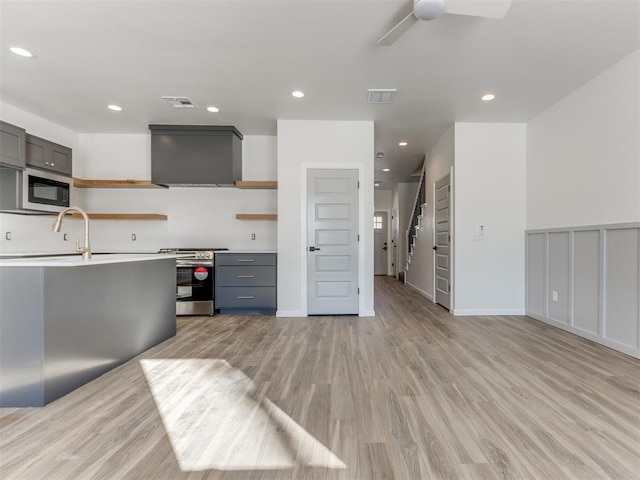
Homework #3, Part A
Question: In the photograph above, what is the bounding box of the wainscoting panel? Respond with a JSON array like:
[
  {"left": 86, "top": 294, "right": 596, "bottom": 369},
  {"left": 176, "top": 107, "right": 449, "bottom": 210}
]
[
  {"left": 604, "top": 228, "right": 639, "bottom": 349},
  {"left": 526, "top": 223, "right": 640, "bottom": 359},
  {"left": 573, "top": 230, "right": 600, "bottom": 335},
  {"left": 526, "top": 233, "right": 546, "bottom": 317},
  {"left": 548, "top": 232, "right": 570, "bottom": 325}
]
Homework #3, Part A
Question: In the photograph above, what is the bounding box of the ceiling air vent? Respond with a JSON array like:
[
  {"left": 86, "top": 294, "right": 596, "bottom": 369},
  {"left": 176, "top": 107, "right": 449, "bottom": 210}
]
[
  {"left": 161, "top": 96, "right": 198, "bottom": 109},
  {"left": 367, "top": 89, "right": 397, "bottom": 104}
]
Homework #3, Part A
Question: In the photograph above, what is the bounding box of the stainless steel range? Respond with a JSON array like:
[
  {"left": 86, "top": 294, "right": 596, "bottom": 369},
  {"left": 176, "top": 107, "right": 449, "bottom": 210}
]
[{"left": 159, "top": 248, "right": 228, "bottom": 316}]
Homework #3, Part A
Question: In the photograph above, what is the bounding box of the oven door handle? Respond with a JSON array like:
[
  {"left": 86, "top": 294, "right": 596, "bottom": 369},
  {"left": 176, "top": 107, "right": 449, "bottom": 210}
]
[{"left": 176, "top": 260, "right": 214, "bottom": 267}]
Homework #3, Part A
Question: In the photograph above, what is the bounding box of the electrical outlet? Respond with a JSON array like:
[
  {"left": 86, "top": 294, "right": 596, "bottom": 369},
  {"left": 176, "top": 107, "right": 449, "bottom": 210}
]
[
  {"left": 251, "top": 233, "right": 256, "bottom": 240},
  {"left": 552, "top": 291, "right": 558, "bottom": 302},
  {"left": 131, "top": 233, "right": 137, "bottom": 241},
  {"left": 5, "top": 232, "right": 11, "bottom": 241}
]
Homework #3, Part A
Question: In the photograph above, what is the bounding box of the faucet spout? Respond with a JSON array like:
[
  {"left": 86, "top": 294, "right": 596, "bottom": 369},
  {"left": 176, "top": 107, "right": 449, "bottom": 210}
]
[{"left": 53, "top": 206, "right": 92, "bottom": 260}]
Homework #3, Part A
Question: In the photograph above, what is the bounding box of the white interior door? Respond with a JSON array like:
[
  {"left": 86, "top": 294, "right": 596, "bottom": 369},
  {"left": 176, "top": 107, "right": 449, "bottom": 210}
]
[
  {"left": 307, "top": 169, "right": 359, "bottom": 315},
  {"left": 434, "top": 174, "right": 451, "bottom": 309},
  {"left": 374, "top": 211, "right": 388, "bottom": 275}
]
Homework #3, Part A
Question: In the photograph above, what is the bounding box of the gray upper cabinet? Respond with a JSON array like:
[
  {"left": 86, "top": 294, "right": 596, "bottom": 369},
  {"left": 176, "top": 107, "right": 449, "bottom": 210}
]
[
  {"left": 0, "top": 121, "right": 26, "bottom": 169},
  {"left": 26, "top": 134, "right": 72, "bottom": 176},
  {"left": 149, "top": 125, "right": 242, "bottom": 186}
]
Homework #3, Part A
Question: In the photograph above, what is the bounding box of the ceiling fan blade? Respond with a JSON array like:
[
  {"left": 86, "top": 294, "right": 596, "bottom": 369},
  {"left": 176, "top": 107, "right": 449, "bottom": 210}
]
[
  {"left": 444, "top": 0, "right": 512, "bottom": 19},
  {"left": 377, "top": 11, "right": 418, "bottom": 46}
]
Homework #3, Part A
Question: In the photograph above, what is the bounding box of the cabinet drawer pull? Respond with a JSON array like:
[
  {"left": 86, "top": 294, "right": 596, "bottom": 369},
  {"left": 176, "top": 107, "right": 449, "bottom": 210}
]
[
  {"left": 237, "top": 275, "right": 255, "bottom": 278},
  {"left": 237, "top": 296, "right": 255, "bottom": 299},
  {"left": 237, "top": 259, "right": 255, "bottom": 262}
]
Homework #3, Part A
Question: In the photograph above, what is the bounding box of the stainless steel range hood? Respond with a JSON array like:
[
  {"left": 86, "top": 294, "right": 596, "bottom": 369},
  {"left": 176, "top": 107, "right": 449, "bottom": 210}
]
[{"left": 149, "top": 125, "right": 243, "bottom": 187}]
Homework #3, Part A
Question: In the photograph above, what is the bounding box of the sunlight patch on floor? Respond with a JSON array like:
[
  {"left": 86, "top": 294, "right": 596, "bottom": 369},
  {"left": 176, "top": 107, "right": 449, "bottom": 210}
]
[{"left": 140, "top": 358, "right": 346, "bottom": 472}]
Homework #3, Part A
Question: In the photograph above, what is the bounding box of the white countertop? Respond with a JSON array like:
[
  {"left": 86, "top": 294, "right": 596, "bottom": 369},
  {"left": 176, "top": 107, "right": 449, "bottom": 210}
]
[{"left": 0, "top": 253, "right": 189, "bottom": 267}]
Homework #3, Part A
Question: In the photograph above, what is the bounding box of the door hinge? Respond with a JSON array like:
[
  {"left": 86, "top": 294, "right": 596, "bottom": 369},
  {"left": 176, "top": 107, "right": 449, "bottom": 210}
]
[
  {"left": 448, "top": 285, "right": 451, "bottom": 292},
  {"left": 448, "top": 235, "right": 451, "bottom": 242},
  {"left": 357, "top": 181, "right": 360, "bottom": 189},
  {"left": 448, "top": 185, "right": 451, "bottom": 192},
  {"left": 357, "top": 234, "right": 360, "bottom": 241},
  {"left": 358, "top": 288, "right": 360, "bottom": 294}
]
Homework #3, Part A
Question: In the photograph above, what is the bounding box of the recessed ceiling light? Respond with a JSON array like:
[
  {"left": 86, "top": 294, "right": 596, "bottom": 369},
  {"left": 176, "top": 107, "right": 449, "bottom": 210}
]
[
  {"left": 9, "top": 46, "right": 34, "bottom": 58},
  {"left": 291, "top": 90, "right": 304, "bottom": 98},
  {"left": 382, "top": 168, "right": 390, "bottom": 172},
  {"left": 376, "top": 152, "right": 384, "bottom": 159},
  {"left": 482, "top": 93, "right": 496, "bottom": 101},
  {"left": 398, "top": 142, "right": 408, "bottom": 146},
  {"left": 107, "top": 104, "right": 122, "bottom": 111},
  {"left": 374, "top": 183, "right": 380, "bottom": 187},
  {"left": 206, "top": 106, "right": 220, "bottom": 113}
]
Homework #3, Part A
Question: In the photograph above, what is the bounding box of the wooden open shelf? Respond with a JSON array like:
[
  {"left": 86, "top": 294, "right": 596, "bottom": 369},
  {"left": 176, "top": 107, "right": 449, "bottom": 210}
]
[
  {"left": 234, "top": 181, "right": 278, "bottom": 190},
  {"left": 73, "top": 178, "right": 166, "bottom": 189},
  {"left": 69, "top": 213, "right": 168, "bottom": 221},
  {"left": 235, "top": 213, "right": 277, "bottom": 221}
]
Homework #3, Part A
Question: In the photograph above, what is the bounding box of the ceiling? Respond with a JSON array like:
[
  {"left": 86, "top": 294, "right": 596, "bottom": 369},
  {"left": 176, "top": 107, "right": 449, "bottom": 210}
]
[{"left": 1, "top": 0, "right": 639, "bottom": 187}]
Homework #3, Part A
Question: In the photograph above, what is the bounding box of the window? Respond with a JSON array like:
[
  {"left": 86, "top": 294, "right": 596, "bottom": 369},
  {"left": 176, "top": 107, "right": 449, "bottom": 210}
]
[{"left": 373, "top": 216, "right": 382, "bottom": 230}]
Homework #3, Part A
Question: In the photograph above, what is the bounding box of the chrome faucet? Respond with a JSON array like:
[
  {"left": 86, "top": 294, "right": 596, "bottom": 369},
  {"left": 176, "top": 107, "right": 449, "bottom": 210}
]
[{"left": 53, "top": 206, "right": 92, "bottom": 260}]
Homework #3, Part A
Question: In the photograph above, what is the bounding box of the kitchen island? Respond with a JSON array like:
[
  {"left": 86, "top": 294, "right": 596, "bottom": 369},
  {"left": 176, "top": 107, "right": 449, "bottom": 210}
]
[{"left": 0, "top": 254, "right": 179, "bottom": 407}]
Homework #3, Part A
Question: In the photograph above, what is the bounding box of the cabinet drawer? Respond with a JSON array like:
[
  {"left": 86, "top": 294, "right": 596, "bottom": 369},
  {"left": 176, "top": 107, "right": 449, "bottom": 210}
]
[
  {"left": 216, "top": 287, "right": 276, "bottom": 309},
  {"left": 216, "top": 253, "right": 276, "bottom": 266},
  {"left": 216, "top": 266, "right": 275, "bottom": 287}
]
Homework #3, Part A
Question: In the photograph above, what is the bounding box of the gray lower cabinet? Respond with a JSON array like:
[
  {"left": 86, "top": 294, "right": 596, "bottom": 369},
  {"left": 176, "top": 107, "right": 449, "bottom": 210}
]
[
  {"left": 26, "top": 133, "right": 73, "bottom": 176},
  {"left": 0, "top": 121, "right": 26, "bottom": 169},
  {"left": 216, "top": 253, "right": 277, "bottom": 314}
]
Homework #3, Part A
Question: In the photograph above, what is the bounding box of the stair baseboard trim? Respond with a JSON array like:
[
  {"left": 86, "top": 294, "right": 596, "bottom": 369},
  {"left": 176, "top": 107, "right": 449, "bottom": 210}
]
[
  {"left": 405, "top": 281, "right": 434, "bottom": 302},
  {"left": 359, "top": 310, "right": 376, "bottom": 317},
  {"left": 452, "top": 309, "right": 526, "bottom": 316}
]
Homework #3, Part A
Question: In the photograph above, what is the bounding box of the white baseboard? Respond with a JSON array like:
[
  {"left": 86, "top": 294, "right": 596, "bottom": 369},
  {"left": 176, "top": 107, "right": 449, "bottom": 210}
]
[
  {"left": 275, "top": 310, "right": 306, "bottom": 318},
  {"left": 359, "top": 310, "right": 375, "bottom": 317},
  {"left": 405, "top": 281, "right": 434, "bottom": 302},
  {"left": 453, "top": 309, "right": 526, "bottom": 316}
]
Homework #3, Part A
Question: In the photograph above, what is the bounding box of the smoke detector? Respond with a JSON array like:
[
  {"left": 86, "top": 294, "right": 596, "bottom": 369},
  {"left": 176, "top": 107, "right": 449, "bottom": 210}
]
[{"left": 161, "top": 96, "right": 198, "bottom": 109}]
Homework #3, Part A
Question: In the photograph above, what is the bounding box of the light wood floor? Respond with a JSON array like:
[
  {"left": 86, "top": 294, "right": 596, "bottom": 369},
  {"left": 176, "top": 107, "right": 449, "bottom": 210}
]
[{"left": 1, "top": 277, "right": 639, "bottom": 480}]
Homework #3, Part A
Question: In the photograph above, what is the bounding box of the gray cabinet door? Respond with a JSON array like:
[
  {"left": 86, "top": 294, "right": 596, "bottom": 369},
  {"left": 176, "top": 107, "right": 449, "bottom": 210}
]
[
  {"left": 0, "top": 121, "right": 26, "bottom": 169},
  {"left": 216, "top": 287, "right": 276, "bottom": 309},
  {"left": 26, "top": 134, "right": 72, "bottom": 176},
  {"left": 216, "top": 253, "right": 277, "bottom": 266},
  {"left": 216, "top": 266, "right": 276, "bottom": 287}
]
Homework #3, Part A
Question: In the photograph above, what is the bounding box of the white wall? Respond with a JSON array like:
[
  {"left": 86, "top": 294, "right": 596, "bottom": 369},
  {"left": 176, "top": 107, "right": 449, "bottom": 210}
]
[
  {"left": 454, "top": 122, "right": 527, "bottom": 315},
  {"left": 374, "top": 189, "right": 392, "bottom": 210},
  {"left": 0, "top": 102, "right": 278, "bottom": 253},
  {"left": 276, "top": 119, "right": 375, "bottom": 317},
  {"left": 405, "top": 125, "right": 454, "bottom": 300},
  {"left": 0, "top": 102, "right": 84, "bottom": 253},
  {"left": 79, "top": 134, "right": 278, "bottom": 252},
  {"left": 527, "top": 49, "right": 640, "bottom": 230}
]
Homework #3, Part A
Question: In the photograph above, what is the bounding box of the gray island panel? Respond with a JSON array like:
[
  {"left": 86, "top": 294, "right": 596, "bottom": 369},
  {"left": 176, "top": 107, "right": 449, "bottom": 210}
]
[{"left": 0, "top": 257, "right": 176, "bottom": 407}]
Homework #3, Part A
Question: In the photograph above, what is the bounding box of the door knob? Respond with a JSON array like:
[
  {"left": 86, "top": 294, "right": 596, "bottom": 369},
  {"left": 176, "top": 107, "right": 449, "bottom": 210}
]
[
  {"left": 309, "top": 246, "right": 321, "bottom": 252},
  {"left": 433, "top": 246, "right": 438, "bottom": 250}
]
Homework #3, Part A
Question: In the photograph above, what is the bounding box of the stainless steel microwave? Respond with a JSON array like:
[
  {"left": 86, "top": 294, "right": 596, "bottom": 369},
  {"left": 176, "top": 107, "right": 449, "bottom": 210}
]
[
  {"left": 23, "top": 168, "right": 71, "bottom": 212},
  {"left": 0, "top": 166, "right": 71, "bottom": 213}
]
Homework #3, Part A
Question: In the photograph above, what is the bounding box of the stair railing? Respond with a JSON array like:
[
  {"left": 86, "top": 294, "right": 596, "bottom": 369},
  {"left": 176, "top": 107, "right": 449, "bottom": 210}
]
[{"left": 405, "top": 161, "right": 427, "bottom": 273}]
